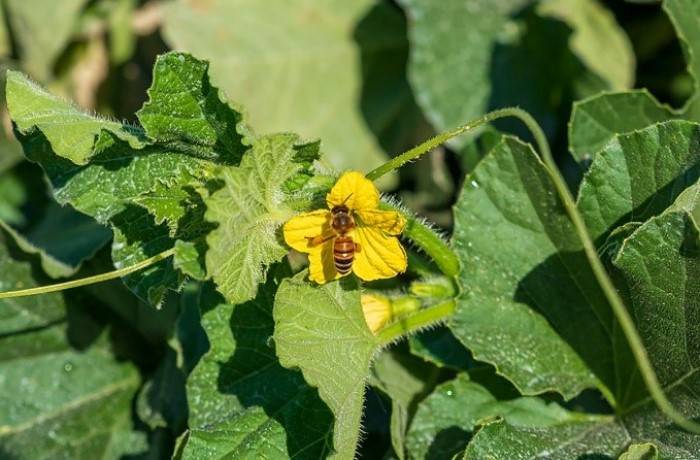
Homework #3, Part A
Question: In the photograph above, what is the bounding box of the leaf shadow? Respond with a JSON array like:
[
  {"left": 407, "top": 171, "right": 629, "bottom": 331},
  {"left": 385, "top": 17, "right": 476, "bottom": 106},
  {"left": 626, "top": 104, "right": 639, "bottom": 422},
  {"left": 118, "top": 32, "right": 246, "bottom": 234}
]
[
  {"left": 425, "top": 425, "right": 471, "bottom": 460},
  {"left": 204, "top": 270, "right": 335, "bottom": 459}
]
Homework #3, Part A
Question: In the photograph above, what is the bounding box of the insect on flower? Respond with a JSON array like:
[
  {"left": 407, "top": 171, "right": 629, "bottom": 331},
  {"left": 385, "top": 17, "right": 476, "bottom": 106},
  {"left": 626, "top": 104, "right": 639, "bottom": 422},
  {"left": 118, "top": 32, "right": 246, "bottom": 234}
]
[{"left": 283, "top": 171, "right": 407, "bottom": 284}]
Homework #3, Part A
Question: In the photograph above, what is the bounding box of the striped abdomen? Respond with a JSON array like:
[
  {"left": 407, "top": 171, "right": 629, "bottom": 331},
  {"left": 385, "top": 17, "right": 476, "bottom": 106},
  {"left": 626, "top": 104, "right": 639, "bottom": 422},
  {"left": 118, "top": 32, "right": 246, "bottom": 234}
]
[{"left": 333, "top": 235, "right": 355, "bottom": 274}]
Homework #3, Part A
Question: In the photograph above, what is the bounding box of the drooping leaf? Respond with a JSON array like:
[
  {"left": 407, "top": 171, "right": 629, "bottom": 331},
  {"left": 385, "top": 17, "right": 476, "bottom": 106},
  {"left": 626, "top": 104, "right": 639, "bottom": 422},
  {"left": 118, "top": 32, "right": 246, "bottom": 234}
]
[
  {"left": 182, "top": 268, "right": 333, "bottom": 459},
  {"left": 204, "top": 134, "right": 320, "bottom": 305},
  {"left": 406, "top": 373, "right": 577, "bottom": 460},
  {"left": 162, "top": 0, "right": 421, "bottom": 186},
  {"left": 450, "top": 135, "right": 605, "bottom": 400},
  {"left": 0, "top": 234, "right": 146, "bottom": 459},
  {"left": 399, "top": 0, "right": 632, "bottom": 145},
  {"left": 274, "top": 271, "right": 381, "bottom": 460}
]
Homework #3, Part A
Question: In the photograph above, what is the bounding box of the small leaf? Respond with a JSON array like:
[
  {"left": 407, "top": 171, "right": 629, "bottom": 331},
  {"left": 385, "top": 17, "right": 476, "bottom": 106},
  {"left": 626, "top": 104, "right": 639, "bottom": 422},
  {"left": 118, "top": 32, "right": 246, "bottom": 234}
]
[
  {"left": 274, "top": 271, "right": 381, "bottom": 460},
  {"left": 619, "top": 443, "right": 659, "bottom": 460},
  {"left": 205, "top": 133, "right": 319, "bottom": 305}
]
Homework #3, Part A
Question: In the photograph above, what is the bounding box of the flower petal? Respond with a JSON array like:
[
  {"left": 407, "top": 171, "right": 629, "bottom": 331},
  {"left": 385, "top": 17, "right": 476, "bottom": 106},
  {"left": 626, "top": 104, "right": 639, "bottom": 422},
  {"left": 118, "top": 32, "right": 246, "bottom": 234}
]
[
  {"left": 352, "top": 225, "right": 407, "bottom": 281},
  {"left": 361, "top": 293, "right": 392, "bottom": 334},
  {"left": 326, "top": 171, "right": 379, "bottom": 211},
  {"left": 356, "top": 209, "right": 406, "bottom": 235},
  {"left": 283, "top": 210, "right": 331, "bottom": 253},
  {"left": 308, "top": 244, "right": 343, "bottom": 284}
]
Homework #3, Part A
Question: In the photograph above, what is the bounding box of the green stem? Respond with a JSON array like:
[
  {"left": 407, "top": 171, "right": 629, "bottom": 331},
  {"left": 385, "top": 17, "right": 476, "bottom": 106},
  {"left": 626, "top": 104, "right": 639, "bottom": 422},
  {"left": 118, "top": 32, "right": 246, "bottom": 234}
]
[
  {"left": 370, "top": 106, "right": 700, "bottom": 432},
  {"left": 0, "top": 248, "right": 176, "bottom": 299},
  {"left": 366, "top": 108, "right": 550, "bottom": 182},
  {"left": 377, "top": 299, "right": 456, "bottom": 345}
]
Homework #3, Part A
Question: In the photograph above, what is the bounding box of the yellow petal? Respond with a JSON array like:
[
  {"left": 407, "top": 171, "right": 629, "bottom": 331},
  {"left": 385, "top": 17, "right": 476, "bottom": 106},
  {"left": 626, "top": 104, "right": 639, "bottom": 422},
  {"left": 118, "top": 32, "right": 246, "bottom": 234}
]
[
  {"left": 283, "top": 210, "right": 331, "bottom": 254},
  {"left": 326, "top": 171, "right": 379, "bottom": 211},
  {"left": 361, "top": 293, "right": 392, "bottom": 334},
  {"left": 356, "top": 209, "right": 406, "bottom": 235},
  {"left": 308, "top": 244, "right": 343, "bottom": 284},
  {"left": 352, "top": 225, "right": 407, "bottom": 281}
]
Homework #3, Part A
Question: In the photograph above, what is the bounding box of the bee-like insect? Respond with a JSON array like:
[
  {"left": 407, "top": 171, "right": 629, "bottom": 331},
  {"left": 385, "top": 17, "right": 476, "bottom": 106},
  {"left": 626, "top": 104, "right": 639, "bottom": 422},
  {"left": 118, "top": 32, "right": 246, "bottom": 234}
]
[{"left": 307, "top": 197, "right": 361, "bottom": 274}]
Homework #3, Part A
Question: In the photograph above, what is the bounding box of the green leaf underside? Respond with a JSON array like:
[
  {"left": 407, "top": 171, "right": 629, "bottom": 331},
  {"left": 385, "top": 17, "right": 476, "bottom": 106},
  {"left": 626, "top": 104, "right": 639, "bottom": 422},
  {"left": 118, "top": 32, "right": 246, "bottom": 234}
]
[
  {"left": 7, "top": 52, "right": 250, "bottom": 305},
  {"left": 0, "top": 236, "right": 145, "bottom": 458},
  {"left": 567, "top": 0, "right": 700, "bottom": 163},
  {"left": 458, "top": 176, "right": 700, "bottom": 458},
  {"left": 399, "top": 0, "right": 632, "bottom": 146},
  {"left": 450, "top": 135, "right": 605, "bottom": 400},
  {"left": 274, "top": 272, "right": 380, "bottom": 460},
  {"left": 204, "top": 133, "right": 319, "bottom": 305},
  {"left": 406, "top": 373, "right": 579, "bottom": 460},
  {"left": 163, "top": 0, "right": 422, "bottom": 187},
  {"left": 183, "top": 267, "right": 333, "bottom": 459}
]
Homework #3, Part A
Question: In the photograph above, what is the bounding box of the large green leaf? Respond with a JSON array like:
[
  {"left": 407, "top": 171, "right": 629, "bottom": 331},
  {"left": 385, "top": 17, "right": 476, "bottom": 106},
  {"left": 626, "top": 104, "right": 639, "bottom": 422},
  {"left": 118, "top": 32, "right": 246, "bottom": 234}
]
[
  {"left": 7, "top": 52, "right": 249, "bottom": 305},
  {"left": 399, "top": 0, "right": 632, "bottom": 144},
  {"left": 204, "top": 134, "right": 320, "bottom": 305},
  {"left": 182, "top": 268, "right": 333, "bottom": 459},
  {"left": 461, "top": 181, "right": 700, "bottom": 458},
  {"left": 406, "top": 373, "right": 578, "bottom": 460},
  {"left": 0, "top": 234, "right": 146, "bottom": 459},
  {"left": 274, "top": 272, "right": 381, "bottom": 460},
  {"left": 162, "top": 0, "right": 421, "bottom": 186},
  {"left": 450, "top": 135, "right": 606, "bottom": 399}
]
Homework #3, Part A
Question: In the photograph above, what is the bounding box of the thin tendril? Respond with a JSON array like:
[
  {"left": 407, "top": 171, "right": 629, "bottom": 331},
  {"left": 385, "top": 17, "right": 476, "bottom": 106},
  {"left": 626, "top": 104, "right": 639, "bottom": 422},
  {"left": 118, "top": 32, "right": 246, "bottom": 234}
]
[
  {"left": 0, "top": 248, "right": 176, "bottom": 299},
  {"left": 367, "top": 107, "right": 700, "bottom": 432}
]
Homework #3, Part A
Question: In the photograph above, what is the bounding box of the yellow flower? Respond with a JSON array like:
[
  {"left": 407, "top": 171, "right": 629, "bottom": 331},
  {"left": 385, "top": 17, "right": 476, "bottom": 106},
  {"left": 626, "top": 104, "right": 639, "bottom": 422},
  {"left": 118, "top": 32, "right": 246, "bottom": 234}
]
[
  {"left": 361, "top": 293, "right": 393, "bottom": 334},
  {"left": 283, "top": 171, "right": 407, "bottom": 284}
]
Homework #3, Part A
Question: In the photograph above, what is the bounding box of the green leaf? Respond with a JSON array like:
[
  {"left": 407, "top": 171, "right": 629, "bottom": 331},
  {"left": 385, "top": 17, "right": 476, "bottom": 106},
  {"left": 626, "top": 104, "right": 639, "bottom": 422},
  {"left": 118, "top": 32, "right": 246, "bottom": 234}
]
[
  {"left": 406, "top": 373, "right": 577, "bottom": 460},
  {"left": 569, "top": 90, "right": 676, "bottom": 163},
  {"left": 0, "top": 234, "right": 146, "bottom": 459},
  {"left": 204, "top": 133, "right": 319, "bottom": 305},
  {"left": 274, "top": 272, "right": 381, "bottom": 460},
  {"left": 462, "top": 183, "right": 700, "bottom": 458},
  {"left": 399, "top": 0, "right": 632, "bottom": 145},
  {"left": 0, "top": 203, "right": 111, "bottom": 278},
  {"left": 183, "top": 269, "right": 333, "bottom": 459},
  {"left": 162, "top": 0, "right": 420, "bottom": 186},
  {"left": 409, "top": 326, "right": 472, "bottom": 371},
  {"left": 462, "top": 416, "right": 627, "bottom": 459},
  {"left": 577, "top": 120, "right": 700, "bottom": 243},
  {"left": 6, "top": 70, "right": 145, "bottom": 164},
  {"left": 450, "top": 135, "right": 605, "bottom": 400},
  {"left": 7, "top": 52, "right": 250, "bottom": 305},
  {"left": 568, "top": 0, "right": 700, "bottom": 163},
  {"left": 136, "top": 51, "right": 250, "bottom": 164},
  {"left": 4, "top": 0, "right": 89, "bottom": 81}
]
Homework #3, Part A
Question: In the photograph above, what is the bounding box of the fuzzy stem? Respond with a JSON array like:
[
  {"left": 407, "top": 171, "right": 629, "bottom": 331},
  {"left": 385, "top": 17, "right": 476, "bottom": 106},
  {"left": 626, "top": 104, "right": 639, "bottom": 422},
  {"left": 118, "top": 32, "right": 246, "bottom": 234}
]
[
  {"left": 370, "top": 106, "right": 700, "bottom": 432},
  {"left": 0, "top": 248, "right": 176, "bottom": 299},
  {"left": 377, "top": 299, "right": 456, "bottom": 345}
]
